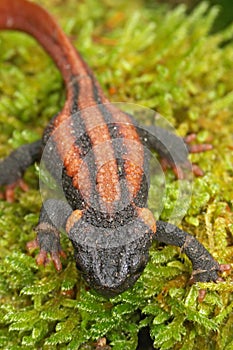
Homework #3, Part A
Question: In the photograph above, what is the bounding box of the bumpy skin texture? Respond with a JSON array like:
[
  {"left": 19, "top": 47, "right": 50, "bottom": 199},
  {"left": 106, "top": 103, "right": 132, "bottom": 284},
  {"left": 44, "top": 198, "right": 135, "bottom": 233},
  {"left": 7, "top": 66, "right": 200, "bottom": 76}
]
[
  {"left": 0, "top": 141, "right": 42, "bottom": 186},
  {"left": 156, "top": 221, "right": 221, "bottom": 283},
  {"left": 0, "top": 0, "right": 229, "bottom": 298},
  {"left": 70, "top": 219, "right": 153, "bottom": 297}
]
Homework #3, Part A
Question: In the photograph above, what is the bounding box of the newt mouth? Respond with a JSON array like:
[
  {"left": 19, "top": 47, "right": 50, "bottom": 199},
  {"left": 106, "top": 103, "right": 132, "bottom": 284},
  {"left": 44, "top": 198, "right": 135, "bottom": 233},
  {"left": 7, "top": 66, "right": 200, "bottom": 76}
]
[{"left": 90, "top": 271, "right": 142, "bottom": 298}]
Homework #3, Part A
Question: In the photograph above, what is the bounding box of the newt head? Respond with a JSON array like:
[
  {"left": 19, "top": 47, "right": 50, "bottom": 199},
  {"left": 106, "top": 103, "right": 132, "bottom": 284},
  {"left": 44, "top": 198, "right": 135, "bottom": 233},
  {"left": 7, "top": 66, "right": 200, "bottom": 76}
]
[{"left": 66, "top": 208, "right": 155, "bottom": 297}]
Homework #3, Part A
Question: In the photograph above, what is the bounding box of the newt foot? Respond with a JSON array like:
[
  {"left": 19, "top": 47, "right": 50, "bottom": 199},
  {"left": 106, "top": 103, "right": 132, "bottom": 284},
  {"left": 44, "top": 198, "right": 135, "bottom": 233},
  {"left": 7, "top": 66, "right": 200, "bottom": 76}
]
[
  {"left": 0, "top": 179, "right": 29, "bottom": 202},
  {"left": 27, "top": 238, "right": 66, "bottom": 271}
]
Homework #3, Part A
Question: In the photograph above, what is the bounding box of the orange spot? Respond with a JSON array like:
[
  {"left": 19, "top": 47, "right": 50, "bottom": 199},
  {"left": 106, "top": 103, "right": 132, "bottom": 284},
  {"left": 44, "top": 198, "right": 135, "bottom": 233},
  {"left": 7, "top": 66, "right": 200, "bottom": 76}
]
[
  {"left": 136, "top": 207, "right": 156, "bottom": 233},
  {"left": 66, "top": 209, "right": 83, "bottom": 233}
]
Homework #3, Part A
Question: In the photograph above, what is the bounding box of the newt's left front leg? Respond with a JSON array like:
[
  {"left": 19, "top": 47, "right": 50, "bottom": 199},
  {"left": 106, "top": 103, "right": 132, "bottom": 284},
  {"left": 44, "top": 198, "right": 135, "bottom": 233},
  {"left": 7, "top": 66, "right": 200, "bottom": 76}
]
[{"left": 154, "top": 220, "right": 230, "bottom": 300}]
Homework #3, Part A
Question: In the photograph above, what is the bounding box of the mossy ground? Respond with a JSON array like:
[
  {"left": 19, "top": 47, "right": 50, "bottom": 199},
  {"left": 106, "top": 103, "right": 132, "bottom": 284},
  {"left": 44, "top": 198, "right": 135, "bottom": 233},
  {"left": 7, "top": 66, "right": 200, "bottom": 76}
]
[{"left": 0, "top": 0, "right": 233, "bottom": 349}]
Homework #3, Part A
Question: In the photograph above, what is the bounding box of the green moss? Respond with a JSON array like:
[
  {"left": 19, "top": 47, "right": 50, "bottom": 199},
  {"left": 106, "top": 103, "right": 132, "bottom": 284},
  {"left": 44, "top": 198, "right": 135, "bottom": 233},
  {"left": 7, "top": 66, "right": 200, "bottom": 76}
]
[{"left": 0, "top": 0, "right": 233, "bottom": 349}]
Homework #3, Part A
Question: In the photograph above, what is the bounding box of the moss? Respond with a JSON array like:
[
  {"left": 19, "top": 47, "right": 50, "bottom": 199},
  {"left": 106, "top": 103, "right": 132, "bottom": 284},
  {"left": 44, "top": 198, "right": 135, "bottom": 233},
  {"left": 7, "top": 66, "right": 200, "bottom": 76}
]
[{"left": 0, "top": 0, "right": 233, "bottom": 349}]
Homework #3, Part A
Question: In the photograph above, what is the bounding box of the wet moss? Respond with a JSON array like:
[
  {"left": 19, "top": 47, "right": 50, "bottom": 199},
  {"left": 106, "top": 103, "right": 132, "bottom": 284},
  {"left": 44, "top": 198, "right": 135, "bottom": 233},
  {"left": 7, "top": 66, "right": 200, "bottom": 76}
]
[{"left": 0, "top": 1, "right": 233, "bottom": 349}]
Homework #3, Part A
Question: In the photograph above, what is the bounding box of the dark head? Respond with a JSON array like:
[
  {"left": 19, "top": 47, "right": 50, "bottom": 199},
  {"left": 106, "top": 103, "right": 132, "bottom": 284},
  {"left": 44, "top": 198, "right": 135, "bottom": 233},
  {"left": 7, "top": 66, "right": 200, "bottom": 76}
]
[{"left": 66, "top": 208, "right": 155, "bottom": 297}]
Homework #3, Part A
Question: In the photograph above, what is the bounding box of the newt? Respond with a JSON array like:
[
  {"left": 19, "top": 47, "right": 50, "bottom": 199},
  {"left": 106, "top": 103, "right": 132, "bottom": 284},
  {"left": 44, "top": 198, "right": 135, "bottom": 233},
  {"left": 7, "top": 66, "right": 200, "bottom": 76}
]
[{"left": 0, "top": 0, "right": 230, "bottom": 299}]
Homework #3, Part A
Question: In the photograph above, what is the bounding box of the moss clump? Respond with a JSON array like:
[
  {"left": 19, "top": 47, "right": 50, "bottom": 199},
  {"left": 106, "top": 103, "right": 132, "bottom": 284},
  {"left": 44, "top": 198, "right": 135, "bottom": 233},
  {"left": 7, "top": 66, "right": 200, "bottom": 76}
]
[{"left": 0, "top": 0, "right": 233, "bottom": 349}]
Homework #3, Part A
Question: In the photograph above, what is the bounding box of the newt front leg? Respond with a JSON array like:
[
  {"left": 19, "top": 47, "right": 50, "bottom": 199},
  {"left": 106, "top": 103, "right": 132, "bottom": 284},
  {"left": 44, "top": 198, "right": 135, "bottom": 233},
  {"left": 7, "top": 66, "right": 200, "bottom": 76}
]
[
  {"left": 154, "top": 220, "right": 231, "bottom": 301},
  {"left": 27, "top": 199, "right": 72, "bottom": 270}
]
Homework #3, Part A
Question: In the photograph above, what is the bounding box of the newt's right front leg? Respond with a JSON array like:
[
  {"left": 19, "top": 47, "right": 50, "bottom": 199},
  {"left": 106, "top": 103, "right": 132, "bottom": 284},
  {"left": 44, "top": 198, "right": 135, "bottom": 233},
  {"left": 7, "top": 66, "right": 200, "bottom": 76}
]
[{"left": 27, "top": 199, "right": 72, "bottom": 271}]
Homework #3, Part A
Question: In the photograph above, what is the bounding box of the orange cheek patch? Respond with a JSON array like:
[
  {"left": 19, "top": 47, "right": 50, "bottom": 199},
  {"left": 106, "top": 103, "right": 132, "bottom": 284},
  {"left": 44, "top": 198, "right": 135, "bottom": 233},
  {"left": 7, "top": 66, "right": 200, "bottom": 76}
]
[
  {"left": 66, "top": 209, "right": 83, "bottom": 233},
  {"left": 136, "top": 207, "right": 156, "bottom": 233}
]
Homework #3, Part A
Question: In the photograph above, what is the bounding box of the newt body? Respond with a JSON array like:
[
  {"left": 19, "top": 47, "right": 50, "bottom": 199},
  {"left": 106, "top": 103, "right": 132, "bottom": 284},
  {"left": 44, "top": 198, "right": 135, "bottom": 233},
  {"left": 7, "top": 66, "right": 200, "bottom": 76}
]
[{"left": 0, "top": 0, "right": 229, "bottom": 297}]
